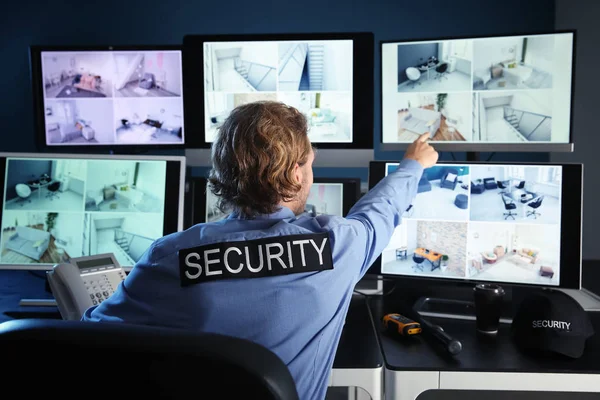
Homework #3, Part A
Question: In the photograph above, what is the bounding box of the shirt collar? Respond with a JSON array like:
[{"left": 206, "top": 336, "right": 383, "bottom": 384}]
[{"left": 227, "top": 206, "right": 296, "bottom": 221}]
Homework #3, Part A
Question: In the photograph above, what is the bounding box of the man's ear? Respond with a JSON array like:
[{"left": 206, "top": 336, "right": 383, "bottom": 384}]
[{"left": 294, "top": 163, "right": 302, "bottom": 183}]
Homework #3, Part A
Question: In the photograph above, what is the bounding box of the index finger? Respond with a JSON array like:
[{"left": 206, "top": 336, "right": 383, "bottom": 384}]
[{"left": 417, "top": 132, "right": 430, "bottom": 143}]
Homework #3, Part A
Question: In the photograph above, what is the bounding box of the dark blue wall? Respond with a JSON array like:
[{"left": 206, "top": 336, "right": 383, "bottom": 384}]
[
  {"left": 5, "top": 160, "right": 52, "bottom": 201},
  {"left": 397, "top": 43, "right": 439, "bottom": 85},
  {"left": 2, "top": 0, "right": 555, "bottom": 168}
]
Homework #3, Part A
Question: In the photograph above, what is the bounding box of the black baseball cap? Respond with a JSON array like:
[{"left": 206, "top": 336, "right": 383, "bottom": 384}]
[{"left": 511, "top": 288, "right": 595, "bottom": 359}]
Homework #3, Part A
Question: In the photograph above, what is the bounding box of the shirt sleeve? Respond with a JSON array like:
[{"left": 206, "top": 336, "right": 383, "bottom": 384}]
[
  {"left": 331, "top": 158, "right": 423, "bottom": 280},
  {"left": 80, "top": 242, "right": 165, "bottom": 324}
]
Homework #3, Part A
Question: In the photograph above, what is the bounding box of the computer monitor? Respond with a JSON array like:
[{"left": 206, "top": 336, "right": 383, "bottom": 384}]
[
  {"left": 184, "top": 176, "right": 361, "bottom": 228},
  {"left": 0, "top": 153, "right": 186, "bottom": 271},
  {"left": 30, "top": 45, "right": 186, "bottom": 150},
  {"left": 304, "top": 178, "right": 361, "bottom": 217},
  {"left": 380, "top": 30, "right": 576, "bottom": 152},
  {"left": 367, "top": 161, "right": 582, "bottom": 289},
  {"left": 182, "top": 32, "right": 374, "bottom": 149}
]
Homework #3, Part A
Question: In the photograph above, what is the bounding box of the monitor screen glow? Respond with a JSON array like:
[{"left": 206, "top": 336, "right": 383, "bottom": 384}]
[
  {"left": 205, "top": 181, "right": 347, "bottom": 222},
  {"left": 37, "top": 48, "right": 185, "bottom": 147},
  {"left": 380, "top": 162, "right": 563, "bottom": 287},
  {"left": 380, "top": 32, "right": 574, "bottom": 149},
  {"left": 0, "top": 154, "right": 185, "bottom": 270},
  {"left": 203, "top": 40, "right": 354, "bottom": 144}
]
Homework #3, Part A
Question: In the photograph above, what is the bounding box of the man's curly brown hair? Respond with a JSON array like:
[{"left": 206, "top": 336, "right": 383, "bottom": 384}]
[{"left": 208, "top": 101, "right": 312, "bottom": 218}]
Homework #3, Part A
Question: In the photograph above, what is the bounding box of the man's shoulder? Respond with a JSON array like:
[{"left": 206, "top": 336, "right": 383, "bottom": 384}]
[
  {"left": 148, "top": 225, "right": 208, "bottom": 262},
  {"left": 147, "top": 216, "right": 356, "bottom": 262}
]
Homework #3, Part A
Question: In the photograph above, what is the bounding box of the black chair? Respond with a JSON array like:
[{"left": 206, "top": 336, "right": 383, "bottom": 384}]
[
  {"left": 526, "top": 196, "right": 544, "bottom": 219},
  {"left": 413, "top": 254, "right": 425, "bottom": 272},
  {"left": 0, "top": 319, "right": 299, "bottom": 400},
  {"left": 501, "top": 194, "right": 518, "bottom": 220},
  {"left": 516, "top": 181, "right": 525, "bottom": 189},
  {"left": 46, "top": 181, "right": 61, "bottom": 200},
  {"left": 435, "top": 63, "right": 449, "bottom": 80},
  {"left": 497, "top": 180, "right": 508, "bottom": 194}
]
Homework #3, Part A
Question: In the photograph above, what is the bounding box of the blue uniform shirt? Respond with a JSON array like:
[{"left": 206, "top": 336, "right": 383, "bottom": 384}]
[{"left": 82, "top": 159, "right": 423, "bottom": 400}]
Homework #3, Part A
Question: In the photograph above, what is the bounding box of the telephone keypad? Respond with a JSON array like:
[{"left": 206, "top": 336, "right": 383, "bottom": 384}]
[{"left": 82, "top": 271, "right": 125, "bottom": 305}]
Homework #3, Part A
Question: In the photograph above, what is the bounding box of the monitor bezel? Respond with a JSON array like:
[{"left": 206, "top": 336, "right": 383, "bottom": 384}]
[
  {"left": 0, "top": 152, "right": 187, "bottom": 271},
  {"left": 182, "top": 32, "right": 375, "bottom": 149},
  {"left": 379, "top": 29, "right": 577, "bottom": 152},
  {"left": 29, "top": 44, "right": 186, "bottom": 152},
  {"left": 366, "top": 160, "right": 583, "bottom": 290},
  {"left": 184, "top": 175, "right": 208, "bottom": 228}
]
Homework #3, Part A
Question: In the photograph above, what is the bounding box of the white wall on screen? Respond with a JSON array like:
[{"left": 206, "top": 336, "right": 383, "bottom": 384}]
[
  {"left": 470, "top": 166, "right": 505, "bottom": 182},
  {"left": 121, "top": 213, "right": 163, "bottom": 240},
  {"left": 75, "top": 100, "right": 114, "bottom": 143},
  {"left": 239, "top": 43, "right": 278, "bottom": 68},
  {"left": 86, "top": 160, "right": 135, "bottom": 194},
  {"left": 525, "top": 35, "right": 555, "bottom": 74},
  {"left": 52, "top": 213, "right": 84, "bottom": 259},
  {"left": 473, "top": 37, "right": 523, "bottom": 74},
  {"left": 550, "top": 34, "right": 573, "bottom": 143},
  {"left": 135, "top": 161, "right": 166, "bottom": 201},
  {"left": 321, "top": 41, "right": 353, "bottom": 91},
  {"left": 445, "top": 92, "right": 472, "bottom": 140}
]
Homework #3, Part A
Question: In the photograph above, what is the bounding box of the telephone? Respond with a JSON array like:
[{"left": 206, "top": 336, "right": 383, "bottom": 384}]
[{"left": 47, "top": 253, "right": 126, "bottom": 321}]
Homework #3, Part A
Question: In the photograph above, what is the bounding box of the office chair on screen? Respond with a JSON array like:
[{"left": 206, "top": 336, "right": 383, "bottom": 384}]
[
  {"left": 501, "top": 194, "right": 518, "bottom": 220},
  {"left": 0, "top": 319, "right": 299, "bottom": 400}
]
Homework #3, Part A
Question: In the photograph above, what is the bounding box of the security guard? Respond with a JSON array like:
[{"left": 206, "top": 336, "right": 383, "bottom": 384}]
[{"left": 82, "top": 101, "right": 438, "bottom": 400}]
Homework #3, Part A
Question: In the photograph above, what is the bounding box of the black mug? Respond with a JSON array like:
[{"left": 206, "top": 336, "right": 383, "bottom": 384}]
[{"left": 473, "top": 283, "right": 505, "bottom": 334}]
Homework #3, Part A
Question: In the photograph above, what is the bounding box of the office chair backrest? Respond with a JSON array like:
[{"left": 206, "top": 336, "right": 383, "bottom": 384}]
[
  {"left": 0, "top": 319, "right": 299, "bottom": 400},
  {"left": 413, "top": 254, "right": 425, "bottom": 263},
  {"left": 533, "top": 195, "right": 544, "bottom": 206},
  {"left": 48, "top": 181, "right": 61, "bottom": 192}
]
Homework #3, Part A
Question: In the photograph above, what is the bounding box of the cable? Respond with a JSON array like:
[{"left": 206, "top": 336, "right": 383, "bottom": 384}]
[
  {"left": 450, "top": 152, "right": 457, "bottom": 161},
  {"left": 486, "top": 152, "right": 496, "bottom": 162}
]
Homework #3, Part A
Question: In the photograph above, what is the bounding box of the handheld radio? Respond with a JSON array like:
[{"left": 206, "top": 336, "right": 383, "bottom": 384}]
[{"left": 383, "top": 313, "right": 422, "bottom": 336}]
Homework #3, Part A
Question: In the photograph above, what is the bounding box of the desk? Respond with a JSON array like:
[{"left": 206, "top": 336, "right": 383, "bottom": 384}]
[
  {"left": 368, "top": 295, "right": 600, "bottom": 400},
  {"left": 415, "top": 248, "right": 442, "bottom": 271},
  {"left": 418, "top": 62, "right": 440, "bottom": 80},
  {"left": 27, "top": 180, "right": 53, "bottom": 199},
  {"left": 331, "top": 294, "right": 384, "bottom": 399},
  {"left": 0, "top": 271, "right": 384, "bottom": 400}
]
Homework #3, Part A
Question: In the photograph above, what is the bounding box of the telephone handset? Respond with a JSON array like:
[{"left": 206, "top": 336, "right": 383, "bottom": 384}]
[{"left": 47, "top": 253, "right": 126, "bottom": 321}]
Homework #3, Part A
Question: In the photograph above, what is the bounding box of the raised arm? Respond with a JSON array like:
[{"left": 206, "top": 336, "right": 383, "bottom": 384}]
[{"left": 341, "top": 133, "right": 438, "bottom": 277}]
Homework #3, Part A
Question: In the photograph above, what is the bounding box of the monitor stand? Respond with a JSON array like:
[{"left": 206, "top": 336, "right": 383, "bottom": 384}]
[
  {"left": 20, "top": 272, "right": 57, "bottom": 307},
  {"left": 4, "top": 299, "right": 61, "bottom": 320},
  {"left": 413, "top": 296, "right": 513, "bottom": 325},
  {"left": 412, "top": 286, "right": 600, "bottom": 323},
  {"left": 2, "top": 273, "right": 61, "bottom": 320},
  {"left": 18, "top": 299, "right": 57, "bottom": 307},
  {"left": 410, "top": 282, "right": 517, "bottom": 324}
]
